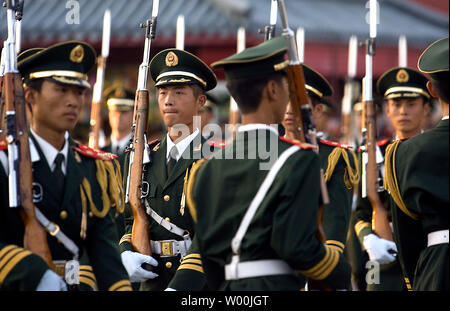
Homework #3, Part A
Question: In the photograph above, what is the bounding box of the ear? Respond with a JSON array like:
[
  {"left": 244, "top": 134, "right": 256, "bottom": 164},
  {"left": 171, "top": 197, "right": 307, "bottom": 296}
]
[
  {"left": 266, "top": 80, "right": 279, "bottom": 101},
  {"left": 423, "top": 99, "right": 431, "bottom": 116},
  {"left": 426, "top": 81, "right": 439, "bottom": 98},
  {"left": 24, "top": 86, "right": 36, "bottom": 106},
  {"left": 197, "top": 94, "right": 207, "bottom": 109}
]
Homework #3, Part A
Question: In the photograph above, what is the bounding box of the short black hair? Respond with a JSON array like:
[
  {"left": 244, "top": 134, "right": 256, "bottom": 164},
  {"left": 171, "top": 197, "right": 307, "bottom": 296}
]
[
  {"left": 225, "top": 71, "right": 286, "bottom": 114},
  {"left": 25, "top": 78, "right": 46, "bottom": 92}
]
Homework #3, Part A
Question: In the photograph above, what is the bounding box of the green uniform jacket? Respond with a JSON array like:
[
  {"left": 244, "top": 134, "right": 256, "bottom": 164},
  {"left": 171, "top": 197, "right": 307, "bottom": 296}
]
[
  {"left": 354, "top": 137, "right": 405, "bottom": 291},
  {"left": 0, "top": 135, "right": 131, "bottom": 291},
  {"left": 119, "top": 133, "right": 216, "bottom": 291},
  {"left": 385, "top": 119, "right": 449, "bottom": 291},
  {"left": 167, "top": 137, "right": 358, "bottom": 291},
  {"left": 187, "top": 129, "right": 351, "bottom": 290}
]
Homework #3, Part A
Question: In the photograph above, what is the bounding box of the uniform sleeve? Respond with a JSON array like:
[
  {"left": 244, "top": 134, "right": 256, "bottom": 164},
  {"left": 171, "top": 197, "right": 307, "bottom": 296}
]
[
  {"left": 167, "top": 235, "right": 208, "bottom": 291},
  {"left": 0, "top": 243, "right": 49, "bottom": 291},
  {"left": 322, "top": 149, "right": 354, "bottom": 253},
  {"left": 271, "top": 151, "right": 351, "bottom": 289}
]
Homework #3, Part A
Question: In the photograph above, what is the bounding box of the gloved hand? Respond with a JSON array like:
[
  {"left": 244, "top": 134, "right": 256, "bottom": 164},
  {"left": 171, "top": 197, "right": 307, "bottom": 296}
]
[
  {"left": 121, "top": 250, "right": 159, "bottom": 282},
  {"left": 164, "top": 287, "right": 177, "bottom": 291},
  {"left": 35, "top": 269, "right": 68, "bottom": 291},
  {"left": 363, "top": 233, "right": 398, "bottom": 264}
]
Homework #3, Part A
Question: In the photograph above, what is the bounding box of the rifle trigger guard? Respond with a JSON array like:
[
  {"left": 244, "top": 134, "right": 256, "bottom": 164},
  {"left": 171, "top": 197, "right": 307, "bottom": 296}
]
[{"left": 141, "top": 181, "right": 149, "bottom": 198}]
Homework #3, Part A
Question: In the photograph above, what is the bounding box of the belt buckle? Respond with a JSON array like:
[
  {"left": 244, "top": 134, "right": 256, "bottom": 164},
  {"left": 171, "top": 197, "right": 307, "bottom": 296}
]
[{"left": 161, "top": 241, "right": 174, "bottom": 256}]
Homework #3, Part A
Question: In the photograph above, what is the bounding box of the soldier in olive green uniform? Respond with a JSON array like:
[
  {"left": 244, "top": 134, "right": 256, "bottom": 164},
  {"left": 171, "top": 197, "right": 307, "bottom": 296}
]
[
  {"left": 101, "top": 85, "right": 135, "bottom": 240},
  {"left": 119, "top": 48, "right": 218, "bottom": 291},
  {"left": 0, "top": 41, "right": 131, "bottom": 291},
  {"left": 178, "top": 37, "right": 351, "bottom": 291},
  {"left": 283, "top": 64, "right": 360, "bottom": 259},
  {"left": 384, "top": 37, "right": 449, "bottom": 291},
  {"left": 355, "top": 66, "right": 432, "bottom": 291}
]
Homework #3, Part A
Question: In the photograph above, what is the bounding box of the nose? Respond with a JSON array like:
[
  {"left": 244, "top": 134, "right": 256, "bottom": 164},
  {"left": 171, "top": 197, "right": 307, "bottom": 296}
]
[{"left": 67, "top": 89, "right": 82, "bottom": 108}]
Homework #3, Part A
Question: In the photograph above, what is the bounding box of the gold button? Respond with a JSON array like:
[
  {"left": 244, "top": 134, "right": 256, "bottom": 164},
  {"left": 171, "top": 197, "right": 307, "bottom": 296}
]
[
  {"left": 165, "top": 217, "right": 170, "bottom": 222},
  {"left": 163, "top": 195, "right": 170, "bottom": 202},
  {"left": 59, "top": 210, "right": 68, "bottom": 220},
  {"left": 89, "top": 212, "right": 93, "bottom": 217},
  {"left": 165, "top": 262, "right": 172, "bottom": 269}
]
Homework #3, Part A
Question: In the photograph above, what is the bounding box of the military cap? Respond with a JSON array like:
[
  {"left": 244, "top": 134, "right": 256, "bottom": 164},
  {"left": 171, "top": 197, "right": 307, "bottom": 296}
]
[
  {"left": 418, "top": 37, "right": 449, "bottom": 81},
  {"left": 210, "top": 36, "right": 288, "bottom": 80},
  {"left": 303, "top": 64, "right": 333, "bottom": 104},
  {"left": 149, "top": 49, "right": 217, "bottom": 91},
  {"left": 377, "top": 67, "right": 430, "bottom": 100},
  {"left": 18, "top": 41, "right": 96, "bottom": 89},
  {"left": 104, "top": 85, "right": 135, "bottom": 111}
]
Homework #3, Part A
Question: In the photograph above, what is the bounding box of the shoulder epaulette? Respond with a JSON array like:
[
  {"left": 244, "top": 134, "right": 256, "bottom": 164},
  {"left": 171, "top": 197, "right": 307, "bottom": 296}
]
[
  {"left": 206, "top": 138, "right": 226, "bottom": 148},
  {"left": 377, "top": 138, "right": 390, "bottom": 147},
  {"left": 0, "top": 139, "right": 7, "bottom": 150},
  {"left": 279, "top": 136, "right": 316, "bottom": 150},
  {"left": 72, "top": 144, "right": 117, "bottom": 161},
  {"left": 319, "top": 139, "right": 353, "bottom": 150}
]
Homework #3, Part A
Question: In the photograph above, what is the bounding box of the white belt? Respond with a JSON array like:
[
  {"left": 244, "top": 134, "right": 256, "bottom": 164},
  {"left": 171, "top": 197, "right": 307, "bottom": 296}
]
[
  {"left": 151, "top": 237, "right": 191, "bottom": 258},
  {"left": 225, "top": 256, "right": 295, "bottom": 280},
  {"left": 427, "top": 229, "right": 449, "bottom": 247}
]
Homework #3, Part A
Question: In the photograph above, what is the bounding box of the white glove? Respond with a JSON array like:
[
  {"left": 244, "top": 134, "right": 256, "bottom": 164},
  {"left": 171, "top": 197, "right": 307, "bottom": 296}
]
[
  {"left": 363, "top": 233, "right": 398, "bottom": 265},
  {"left": 165, "top": 287, "right": 177, "bottom": 291},
  {"left": 121, "top": 250, "right": 159, "bottom": 282},
  {"left": 35, "top": 269, "right": 68, "bottom": 291}
]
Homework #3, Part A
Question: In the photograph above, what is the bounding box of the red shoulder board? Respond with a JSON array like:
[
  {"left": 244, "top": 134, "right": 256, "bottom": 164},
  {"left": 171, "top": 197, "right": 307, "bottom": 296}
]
[
  {"left": 0, "top": 139, "right": 7, "bottom": 151},
  {"left": 147, "top": 139, "right": 160, "bottom": 146},
  {"left": 72, "top": 144, "right": 117, "bottom": 161},
  {"left": 377, "top": 139, "right": 390, "bottom": 147},
  {"left": 207, "top": 138, "right": 226, "bottom": 148},
  {"left": 319, "top": 139, "right": 353, "bottom": 150},
  {"left": 279, "top": 136, "right": 316, "bottom": 150}
]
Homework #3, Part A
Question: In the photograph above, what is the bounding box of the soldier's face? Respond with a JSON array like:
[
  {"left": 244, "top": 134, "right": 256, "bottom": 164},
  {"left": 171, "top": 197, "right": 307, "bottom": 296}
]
[
  {"left": 157, "top": 84, "right": 206, "bottom": 129},
  {"left": 26, "top": 80, "right": 84, "bottom": 134},
  {"left": 386, "top": 97, "right": 429, "bottom": 135},
  {"left": 109, "top": 110, "right": 133, "bottom": 133}
]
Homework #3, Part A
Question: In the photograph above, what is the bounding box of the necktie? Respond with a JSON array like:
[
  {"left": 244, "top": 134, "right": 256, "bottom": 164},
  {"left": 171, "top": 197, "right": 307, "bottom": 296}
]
[
  {"left": 53, "top": 153, "right": 66, "bottom": 202},
  {"left": 166, "top": 146, "right": 178, "bottom": 176}
]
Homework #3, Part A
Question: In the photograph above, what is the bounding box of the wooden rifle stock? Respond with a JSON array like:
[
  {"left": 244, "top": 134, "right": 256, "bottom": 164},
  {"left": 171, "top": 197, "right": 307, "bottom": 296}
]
[
  {"left": 4, "top": 71, "right": 53, "bottom": 267},
  {"left": 128, "top": 90, "right": 152, "bottom": 259},
  {"left": 363, "top": 99, "right": 393, "bottom": 241}
]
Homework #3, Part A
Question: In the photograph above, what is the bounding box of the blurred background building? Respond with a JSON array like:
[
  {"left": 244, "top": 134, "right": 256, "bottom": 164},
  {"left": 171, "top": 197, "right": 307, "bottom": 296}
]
[{"left": 1, "top": 0, "right": 448, "bottom": 142}]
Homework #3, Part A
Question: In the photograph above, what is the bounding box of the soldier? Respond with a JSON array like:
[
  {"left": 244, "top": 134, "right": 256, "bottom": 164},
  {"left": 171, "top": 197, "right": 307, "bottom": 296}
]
[
  {"left": 354, "top": 66, "right": 431, "bottom": 291},
  {"left": 384, "top": 37, "right": 448, "bottom": 291},
  {"left": 180, "top": 36, "right": 351, "bottom": 290},
  {"left": 0, "top": 41, "right": 131, "bottom": 291},
  {"left": 282, "top": 64, "right": 360, "bottom": 290},
  {"left": 102, "top": 85, "right": 135, "bottom": 169},
  {"left": 119, "top": 48, "right": 218, "bottom": 291}
]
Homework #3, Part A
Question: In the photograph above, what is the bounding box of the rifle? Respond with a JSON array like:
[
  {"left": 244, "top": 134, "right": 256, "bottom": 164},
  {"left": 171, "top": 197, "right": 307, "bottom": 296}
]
[
  {"left": 398, "top": 35, "right": 407, "bottom": 67},
  {"left": 88, "top": 9, "right": 111, "bottom": 150},
  {"left": 228, "top": 27, "right": 245, "bottom": 133},
  {"left": 278, "top": 0, "right": 329, "bottom": 237},
  {"left": 360, "top": 0, "right": 393, "bottom": 241},
  {"left": 176, "top": 14, "right": 184, "bottom": 50},
  {"left": 340, "top": 35, "right": 359, "bottom": 145},
  {"left": 1, "top": 47, "right": 6, "bottom": 141},
  {"left": 259, "top": 0, "right": 277, "bottom": 41},
  {"left": 125, "top": 0, "right": 159, "bottom": 269},
  {"left": 3, "top": 0, "right": 53, "bottom": 266}
]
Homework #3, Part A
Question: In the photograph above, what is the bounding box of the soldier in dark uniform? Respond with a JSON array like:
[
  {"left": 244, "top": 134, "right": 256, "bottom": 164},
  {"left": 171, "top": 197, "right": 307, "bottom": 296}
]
[
  {"left": 179, "top": 36, "right": 351, "bottom": 291},
  {"left": 100, "top": 85, "right": 135, "bottom": 240},
  {"left": 0, "top": 41, "right": 131, "bottom": 291},
  {"left": 384, "top": 37, "right": 449, "bottom": 291},
  {"left": 282, "top": 64, "right": 359, "bottom": 290},
  {"left": 119, "top": 48, "right": 218, "bottom": 291},
  {"left": 354, "top": 66, "right": 431, "bottom": 291}
]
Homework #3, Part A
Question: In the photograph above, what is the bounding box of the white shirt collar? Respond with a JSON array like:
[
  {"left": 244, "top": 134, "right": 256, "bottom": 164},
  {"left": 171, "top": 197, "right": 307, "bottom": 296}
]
[
  {"left": 166, "top": 128, "right": 200, "bottom": 161},
  {"left": 30, "top": 129, "right": 69, "bottom": 174},
  {"left": 111, "top": 132, "right": 133, "bottom": 154},
  {"left": 442, "top": 115, "right": 449, "bottom": 120},
  {"left": 237, "top": 123, "right": 279, "bottom": 136}
]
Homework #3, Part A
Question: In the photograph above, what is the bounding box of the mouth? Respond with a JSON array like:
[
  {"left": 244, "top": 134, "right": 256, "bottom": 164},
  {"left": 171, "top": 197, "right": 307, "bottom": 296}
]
[
  {"left": 284, "top": 118, "right": 294, "bottom": 124},
  {"left": 64, "top": 112, "right": 78, "bottom": 121}
]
